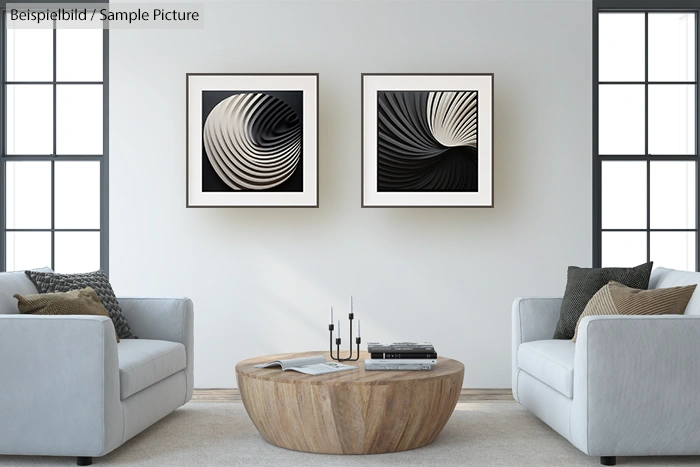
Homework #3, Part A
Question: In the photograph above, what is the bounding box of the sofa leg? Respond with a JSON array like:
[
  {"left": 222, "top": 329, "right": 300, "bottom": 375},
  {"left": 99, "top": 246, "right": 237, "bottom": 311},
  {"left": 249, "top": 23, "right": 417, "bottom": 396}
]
[
  {"left": 600, "top": 456, "right": 616, "bottom": 466},
  {"left": 77, "top": 457, "right": 92, "bottom": 466}
]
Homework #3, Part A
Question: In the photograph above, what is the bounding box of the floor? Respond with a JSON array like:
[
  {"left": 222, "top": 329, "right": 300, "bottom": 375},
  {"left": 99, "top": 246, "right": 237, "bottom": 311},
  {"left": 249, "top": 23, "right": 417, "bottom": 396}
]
[{"left": 3, "top": 402, "right": 700, "bottom": 466}]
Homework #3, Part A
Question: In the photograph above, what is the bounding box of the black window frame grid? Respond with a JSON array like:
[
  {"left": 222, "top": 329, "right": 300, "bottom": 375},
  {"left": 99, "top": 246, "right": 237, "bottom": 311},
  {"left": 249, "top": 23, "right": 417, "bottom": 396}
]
[
  {"left": 593, "top": 0, "right": 700, "bottom": 270},
  {"left": 0, "top": 1, "right": 109, "bottom": 275}
]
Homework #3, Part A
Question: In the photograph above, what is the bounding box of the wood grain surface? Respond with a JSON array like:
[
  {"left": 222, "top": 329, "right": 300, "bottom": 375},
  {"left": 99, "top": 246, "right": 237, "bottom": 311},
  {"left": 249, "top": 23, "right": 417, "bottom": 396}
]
[
  {"left": 236, "top": 351, "right": 464, "bottom": 454},
  {"left": 191, "top": 388, "right": 513, "bottom": 403}
]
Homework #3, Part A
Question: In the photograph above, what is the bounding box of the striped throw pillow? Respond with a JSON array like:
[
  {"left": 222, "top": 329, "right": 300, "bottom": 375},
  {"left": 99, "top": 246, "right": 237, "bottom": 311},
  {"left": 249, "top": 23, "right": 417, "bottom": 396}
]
[{"left": 572, "top": 280, "right": 697, "bottom": 342}]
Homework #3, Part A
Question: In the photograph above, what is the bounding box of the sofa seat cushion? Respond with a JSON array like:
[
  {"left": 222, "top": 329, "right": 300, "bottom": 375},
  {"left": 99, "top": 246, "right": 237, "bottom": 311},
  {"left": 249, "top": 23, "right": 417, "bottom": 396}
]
[
  {"left": 518, "top": 340, "right": 575, "bottom": 398},
  {"left": 118, "top": 339, "right": 186, "bottom": 400}
]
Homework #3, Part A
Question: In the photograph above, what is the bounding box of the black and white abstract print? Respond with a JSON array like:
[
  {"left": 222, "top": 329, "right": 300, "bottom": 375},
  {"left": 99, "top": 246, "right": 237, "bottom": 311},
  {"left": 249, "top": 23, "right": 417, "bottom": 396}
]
[
  {"left": 377, "top": 91, "right": 477, "bottom": 192},
  {"left": 201, "top": 91, "right": 303, "bottom": 192}
]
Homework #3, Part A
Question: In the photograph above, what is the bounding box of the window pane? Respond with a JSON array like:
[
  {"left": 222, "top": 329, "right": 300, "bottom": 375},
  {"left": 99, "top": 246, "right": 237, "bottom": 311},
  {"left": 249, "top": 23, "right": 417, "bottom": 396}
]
[
  {"left": 54, "top": 232, "right": 100, "bottom": 274},
  {"left": 599, "top": 85, "right": 645, "bottom": 155},
  {"left": 57, "top": 28, "right": 103, "bottom": 82},
  {"left": 648, "top": 85, "right": 695, "bottom": 155},
  {"left": 602, "top": 161, "right": 647, "bottom": 229},
  {"left": 602, "top": 232, "right": 647, "bottom": 267},
  {"left": 6, "top": 232, "right": 51, "bottom": 272},
  {"left": 649, "top": 13, "right": 696, "bottom": 82},
  {"left": 599, "top": 13, "right": 645, "bottom": 82},
  {"left": 651, "top": 232, "right": 696, "bottom": 271},
  {"left": 56, "top": 85, "right": 103, "bottom": 155},
  {"left": 6, "top": 85, "right": 53, "bottom": 155},
  {"left": 55, "top": 162, "right": 100, "bottom": 229},
  {"left": 650, "top": 161, "right": 695, "bottom": 229},
  {"left": 6, "top": 27, "right": 53, "bottom": 81},
  {"left": 5, "top": 161, "right": 52, "bottom": 229}
]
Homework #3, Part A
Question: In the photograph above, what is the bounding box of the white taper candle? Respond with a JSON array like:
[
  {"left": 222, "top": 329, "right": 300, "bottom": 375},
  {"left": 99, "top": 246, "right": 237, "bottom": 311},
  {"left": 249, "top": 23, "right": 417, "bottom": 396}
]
[
  {"left": 336, "top": 319, "right": 340, "bottom": 339},
  {"left": 357, "top": 319, "right": 361, "bottom": 338},
  {"left": 329, "top": 306, "right": 333, "bottom": 325},
  {"left": 350, "top": 295, "right": 353, "bottom": 315}
]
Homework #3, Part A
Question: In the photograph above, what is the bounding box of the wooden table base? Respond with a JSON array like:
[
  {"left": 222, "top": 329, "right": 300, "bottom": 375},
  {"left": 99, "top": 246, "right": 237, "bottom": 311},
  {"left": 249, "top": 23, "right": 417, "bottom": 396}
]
[{"left": 236, "top": 351, "right": 464, "bottom": 454}]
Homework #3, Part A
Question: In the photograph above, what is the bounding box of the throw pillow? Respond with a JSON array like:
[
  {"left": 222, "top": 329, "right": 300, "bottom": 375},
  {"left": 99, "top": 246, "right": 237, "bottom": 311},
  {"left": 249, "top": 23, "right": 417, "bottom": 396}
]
[
  {"left": 572, "top": 280, "right": 696, "bottom": 342},
  {"left": 15, "top": 287, "right": 120, "bottom": 343},
  {"left": 553, "top": 261, "right": 653, "bottom": 340},
  {"left": 25, "top": 270, "right": 136, "bottom": 340}
]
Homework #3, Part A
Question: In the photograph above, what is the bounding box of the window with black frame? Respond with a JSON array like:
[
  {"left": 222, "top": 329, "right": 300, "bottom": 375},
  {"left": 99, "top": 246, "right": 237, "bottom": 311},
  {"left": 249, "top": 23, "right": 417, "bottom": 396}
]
[
  {"left": 0, "top": 11, "right": 108, "bottom": 273},
  {"left": 594, "top": 1, "right": 699, "bottom": 270}
]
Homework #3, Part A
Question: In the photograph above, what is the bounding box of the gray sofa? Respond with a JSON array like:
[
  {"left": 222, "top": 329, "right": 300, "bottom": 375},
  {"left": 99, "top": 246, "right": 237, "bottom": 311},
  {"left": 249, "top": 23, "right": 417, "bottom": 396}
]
[
  {"left": 512, "top": 267, "right": 700, "bottom": 465},
  {"left": 0, "top": 270, "right": 194, "bottom": 465}
]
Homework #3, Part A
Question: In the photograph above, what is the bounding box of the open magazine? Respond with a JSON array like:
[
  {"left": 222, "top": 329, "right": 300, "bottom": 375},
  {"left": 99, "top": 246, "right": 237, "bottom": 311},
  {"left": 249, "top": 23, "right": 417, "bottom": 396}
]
[{"left": 254, "top": 355, "right": 356, "bottom": 375}]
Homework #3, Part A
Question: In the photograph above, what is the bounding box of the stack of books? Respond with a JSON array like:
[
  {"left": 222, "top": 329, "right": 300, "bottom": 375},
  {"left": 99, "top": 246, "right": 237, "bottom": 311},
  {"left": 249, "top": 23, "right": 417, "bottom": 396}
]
[{"left": 365, "top": 342, "right": 437, "bottom": 371}]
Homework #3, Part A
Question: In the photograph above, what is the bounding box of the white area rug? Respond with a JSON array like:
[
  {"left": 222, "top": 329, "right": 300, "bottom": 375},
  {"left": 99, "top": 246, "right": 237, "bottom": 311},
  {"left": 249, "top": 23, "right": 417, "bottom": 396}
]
[{"left": 2, "top": 403, "right": 699, "bottom": 466}]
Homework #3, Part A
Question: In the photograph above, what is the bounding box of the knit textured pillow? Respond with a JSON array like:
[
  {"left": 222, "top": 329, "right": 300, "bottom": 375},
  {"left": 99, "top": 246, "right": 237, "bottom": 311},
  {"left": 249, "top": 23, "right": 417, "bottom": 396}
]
[
  {"left": 25, "top": 270, "right": 136, "bottom": 340},
  {"left": 571, "top": 280, "right": 696, "bottom": 342},
  {"left": 553, "top": 262, "right": 653, "bottom": 340},
  {"left": 15, "top": 287, "right": 120, "bottom": 343}
]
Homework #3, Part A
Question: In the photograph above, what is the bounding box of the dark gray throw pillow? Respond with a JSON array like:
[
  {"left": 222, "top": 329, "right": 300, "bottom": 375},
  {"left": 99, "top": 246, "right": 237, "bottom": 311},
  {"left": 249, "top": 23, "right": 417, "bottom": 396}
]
[
  {"left": 553, "top": 262, "right": 653, "bottom": 340},
  {"left": 25, "top": 270, "right": 136, "bottom": 340}
]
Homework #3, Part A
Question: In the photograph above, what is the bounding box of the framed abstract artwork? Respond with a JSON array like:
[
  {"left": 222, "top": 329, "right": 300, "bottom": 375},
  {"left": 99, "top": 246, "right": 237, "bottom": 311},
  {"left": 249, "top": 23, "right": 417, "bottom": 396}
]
[
  {"left": 186, "top": 73, "right": 318, "bottom": 207},
  {"left": 362, "top": 73, "right": 494, "bottom": 207}
]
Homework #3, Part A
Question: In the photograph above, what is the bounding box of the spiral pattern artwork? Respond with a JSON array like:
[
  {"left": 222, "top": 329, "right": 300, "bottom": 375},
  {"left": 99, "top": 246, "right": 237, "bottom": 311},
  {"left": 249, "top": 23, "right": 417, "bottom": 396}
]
[
  {"left": 203, "top": 92, "right": 302, "bottom": 191},
  {"left": 377, "top": 91, "right": 478, "bottom": 192}
]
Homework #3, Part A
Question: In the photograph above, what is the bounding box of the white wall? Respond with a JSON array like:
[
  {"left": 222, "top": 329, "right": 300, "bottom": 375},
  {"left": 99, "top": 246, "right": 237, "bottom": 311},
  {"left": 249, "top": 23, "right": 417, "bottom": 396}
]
[{"left": 110, "top": 0, "right": 592, "bottom": 388}]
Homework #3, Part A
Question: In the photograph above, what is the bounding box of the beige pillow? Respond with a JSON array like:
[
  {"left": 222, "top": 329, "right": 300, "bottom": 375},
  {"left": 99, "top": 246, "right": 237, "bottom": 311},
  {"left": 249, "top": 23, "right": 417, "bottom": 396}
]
[
  {"left": 572, "top": 280, "right": 696, "bottom": 342},
  {"left": 15, "top": 287, "right": 119, "bottom": 343}
]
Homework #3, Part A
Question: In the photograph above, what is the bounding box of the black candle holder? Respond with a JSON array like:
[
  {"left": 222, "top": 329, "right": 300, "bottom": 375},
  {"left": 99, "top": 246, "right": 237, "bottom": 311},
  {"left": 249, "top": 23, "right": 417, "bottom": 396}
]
[{"left": 329, "top": 312, "right": 361, "bottom": 362}]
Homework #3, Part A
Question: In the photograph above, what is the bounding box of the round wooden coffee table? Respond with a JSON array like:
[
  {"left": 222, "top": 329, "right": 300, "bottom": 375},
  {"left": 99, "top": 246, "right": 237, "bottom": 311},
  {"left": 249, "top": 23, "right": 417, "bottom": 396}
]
[{"left": 236, "top": 351, "right": 464, "bottom": 454}]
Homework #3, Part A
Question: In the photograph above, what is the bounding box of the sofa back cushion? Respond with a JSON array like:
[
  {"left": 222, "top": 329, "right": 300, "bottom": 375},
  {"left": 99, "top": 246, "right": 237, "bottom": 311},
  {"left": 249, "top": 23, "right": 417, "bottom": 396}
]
[
  {"left": 650, "top": 267, "right": 700, "bottom": 315},
  {"left": 0, "top": 268, "right": 52, "bottom": 314}
]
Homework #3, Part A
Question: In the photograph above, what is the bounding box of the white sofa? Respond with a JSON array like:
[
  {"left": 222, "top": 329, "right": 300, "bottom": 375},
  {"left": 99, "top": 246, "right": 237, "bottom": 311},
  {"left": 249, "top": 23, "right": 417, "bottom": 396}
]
[
  {"left": 0, "top": 270, "right": 194, "bottom": 465},
  {"left": 512, "top": 267, "right": 700, "bottom": 466}
]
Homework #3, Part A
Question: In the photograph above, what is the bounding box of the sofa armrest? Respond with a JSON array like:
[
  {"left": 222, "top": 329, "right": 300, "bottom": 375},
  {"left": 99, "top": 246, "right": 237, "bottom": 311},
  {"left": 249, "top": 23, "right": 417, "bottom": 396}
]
[
  {"left": 118, "top": 297, "right": 194, "bottom": 401},
  {"left": 512, "top": 297, "right": 562, "bottom": 402},
  {"left": 571, "top": 315, "right": 700, "bottom": 457},
  {"left": 0, "top": 315, "right": 122, "bottom": 457}
]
